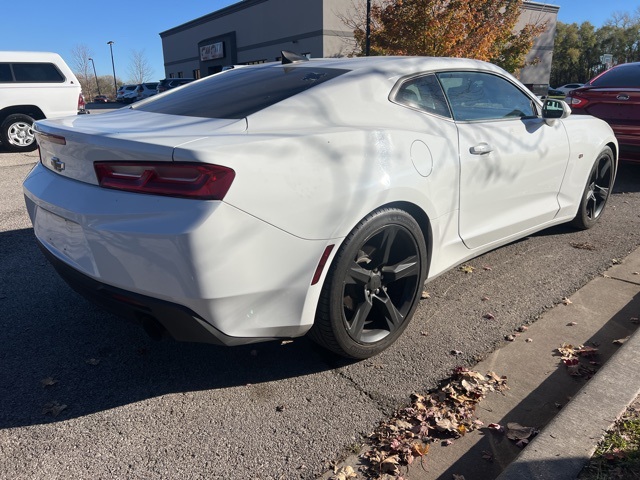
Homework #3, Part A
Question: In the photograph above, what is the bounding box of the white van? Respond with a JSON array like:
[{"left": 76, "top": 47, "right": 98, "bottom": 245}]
[{"left": 0, "top": 51, "right": 85, "bottom": 152}]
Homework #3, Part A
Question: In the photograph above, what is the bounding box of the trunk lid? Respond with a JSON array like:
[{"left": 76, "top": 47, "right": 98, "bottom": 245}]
[
  {"left": 35, "top": 108, "right": 246, "bottom": 185},
  {"left": 577, "top": 87, "right": 640, "bottom": 127}
]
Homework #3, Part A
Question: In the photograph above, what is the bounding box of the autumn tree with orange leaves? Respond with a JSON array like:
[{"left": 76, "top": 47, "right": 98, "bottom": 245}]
[{"left": 346, "top": 0, "right": 547, "bottom": 73}]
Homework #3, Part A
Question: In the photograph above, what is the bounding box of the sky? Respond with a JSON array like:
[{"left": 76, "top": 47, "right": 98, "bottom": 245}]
[{"left": 2, "top": 0, "right": 638, "bottom": 82}]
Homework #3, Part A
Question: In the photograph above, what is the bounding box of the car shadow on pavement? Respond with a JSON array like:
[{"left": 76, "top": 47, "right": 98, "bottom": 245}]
[
  {"left": 614, "top": 163, "right": 640, "bottom": 194},
  {"left": 0, "top": 228, "right": 352, "bottom": 429}
]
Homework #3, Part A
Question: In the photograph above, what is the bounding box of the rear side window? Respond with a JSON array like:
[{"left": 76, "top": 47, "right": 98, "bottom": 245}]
[
  {"left": 136, "top": 66, "right": 348, "bottom": 119},
  {"left": 1, "top": 63, "right": 66, "bottom": 83},
  {"left": 393, "top": 74, "right": 451, "bottom": 118},
  {"left": 590, "top": 64, "right": 640, "bottom": 87}
]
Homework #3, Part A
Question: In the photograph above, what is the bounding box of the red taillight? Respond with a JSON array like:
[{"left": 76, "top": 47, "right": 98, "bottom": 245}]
[
  {"left": 78, "top": 94, "right": 86, "bottom": 109},
  {"left": 565, "top": 96, "right": 589, "bottom": 108},
  {"left": 94, "top": 162, "right": 235, "bottom": 200}
]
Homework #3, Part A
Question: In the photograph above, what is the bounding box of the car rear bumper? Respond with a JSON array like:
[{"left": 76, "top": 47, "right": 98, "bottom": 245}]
[
  {"left": 37, "top": 240, "right": 270, "bottom": 345},
  {"left": 23, "top": 163, "right": 333, "bottom": 343}
]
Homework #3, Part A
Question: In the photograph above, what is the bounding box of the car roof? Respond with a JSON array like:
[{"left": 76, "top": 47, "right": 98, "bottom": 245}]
[{"left": 258, "top": 56, "right": 507, "bottom": 78}]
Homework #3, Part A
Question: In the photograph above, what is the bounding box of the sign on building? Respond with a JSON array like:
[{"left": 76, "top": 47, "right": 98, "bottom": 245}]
[{"left": 200, "top": 42, "right": 224, "bottom": 61}]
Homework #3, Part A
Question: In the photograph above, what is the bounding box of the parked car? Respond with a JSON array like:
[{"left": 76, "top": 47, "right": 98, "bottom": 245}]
[
  {"left": 93, "top": 95, "right": 109, "bottom": 103},
  {"left": 546, "top": 88, "right": 565, "bottom": 98},
  {"left": 135, "top": 82, "right": 159, "bottom": 101},
  {"left": 555, "top": 83, "right": 584, "bottom": 94},
  {"left": 0, "top": 51, "right": 84, "bottom": 152},
  {"left": 121, "top": 85, "right": 141, "bottom": 104},
  {"left": 156, "top": 78, "right": 195, "bottom": 94},
  {"left": 116, "top": 84, "right": 137, "bottom": 103},
  {"left": 565, "top": 62, "right": 640, "bottom": 163},
  {"left": 24, "top": 56, "right": 617, "bottom": 359}
]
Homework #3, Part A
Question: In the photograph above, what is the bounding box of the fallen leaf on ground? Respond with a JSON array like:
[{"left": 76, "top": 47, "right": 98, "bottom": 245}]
[
  {"left": 41, "top": 377, "right": 58, "bottom": 387},
  {"left": 330, "top": 466, "right": 357, "bottom": 480},
  {"left": 452, "top": 475, "right": 466, "bottom": 480},
  {"left": 482, "top": 265, "right": 492, "bottom": 271},
  {"left": 280, "top": 340, "right": 293, "bottom": 345},
  {"left": 460, "top": 265, "right": 475, "bottom": 274},
  {"left": 570, "top": 242, "right": 596, "bottom": 250},
  {"left": 505, "top": 423, "right": 537, "bottom": 441},
  {"left": 562, "top": 297, "right": 572, "bottom": 305},
  {"left": 488, "top": 423, "right": 504, "bottom": 433},
  {"left": 421, "top": 290, "right": 431, "bottom": 299},
  {"left": 505, "top": 335, "right": 516, "bottom": 341},
  {"left": 567, "top": 321, "right": 577, "bottom": 326},
  {"left": 481, "top": 296, "right": 490, "bottom": 301},
  {"left": 42, "top": 401, "right": 67, "bottom": 417},
  {"left": 517, "top": 325, "right": 528, "bottom": 332},
  {"left": 482, "top": 450, "right": 494, "bottom": 462},
  {"left": 525, "top": 338, "right": 533, "bottom": 343},
  {"left": 483, "top": 313, "right": 495, "bottom": 320},
  {"left": 613, "top": 336, "right": 630, "bottom": 345},
  {"left": 451, "top": 350, "right": 463, "bottom": 356}
]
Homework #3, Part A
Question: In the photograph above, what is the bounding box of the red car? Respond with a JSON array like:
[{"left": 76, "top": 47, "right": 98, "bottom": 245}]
[
  {"left": 566, "top": 62, "right": 640, "bottom": 163},
  {"left": 93, "top": 95, "right": 109, "bottom": 103}
]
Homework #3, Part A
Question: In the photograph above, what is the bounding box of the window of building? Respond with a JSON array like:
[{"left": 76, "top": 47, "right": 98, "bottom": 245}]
[
  {"left": 193, "top": 69, "right": 201, "bottom": 79},
  {"left": 177, "top": 71, "right": 183, "bottom": 78}
]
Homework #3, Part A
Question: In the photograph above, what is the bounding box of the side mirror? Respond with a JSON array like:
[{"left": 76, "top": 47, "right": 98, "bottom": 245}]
[{"left": 542, "top": 98, "right": 571, "bottom": 125}]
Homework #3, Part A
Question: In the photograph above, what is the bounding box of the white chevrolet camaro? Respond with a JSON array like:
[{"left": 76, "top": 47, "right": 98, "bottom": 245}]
[{"left": 23, "top": 55, "right": 617, "bottom": 359}]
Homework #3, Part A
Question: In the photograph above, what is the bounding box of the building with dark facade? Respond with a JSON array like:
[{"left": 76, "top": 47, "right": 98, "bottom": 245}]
[{"left": 160, "top": 0, "right": 559, "bottom": 88}]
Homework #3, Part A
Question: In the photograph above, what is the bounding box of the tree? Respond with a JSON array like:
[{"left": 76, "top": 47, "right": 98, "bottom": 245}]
[
  {"left": 127, "top": 50, "right": 154, "bottom": 84},
  {"left": 71, "top": 44, "right": 96, "bottom": 100},
  {"left": 344, "top": 0, "right": 546, "bottom": 74},
  {"left": 551, "top": 8, "right": 640, "bottom": 86}
]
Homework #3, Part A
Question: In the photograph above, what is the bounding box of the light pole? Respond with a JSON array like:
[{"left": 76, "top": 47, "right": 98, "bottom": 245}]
[
  {"left": 365, "top": 0, "right": 371, "bottom": 56},
  {"left": 88, "top": 57, "right": 101, "bottom": 96},
  {"left": 107, "top": 41, "right": 117, "bottom": 98}
]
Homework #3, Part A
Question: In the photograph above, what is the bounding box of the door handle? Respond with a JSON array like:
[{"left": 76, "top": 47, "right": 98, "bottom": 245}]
[{"left": 470, "top": 143, "right": 493, "bottom": 155}]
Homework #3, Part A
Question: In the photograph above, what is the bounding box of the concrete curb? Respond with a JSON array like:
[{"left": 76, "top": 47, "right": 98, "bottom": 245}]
[{"left": 497, "top": 322, "right": 640, "bottom": 479}]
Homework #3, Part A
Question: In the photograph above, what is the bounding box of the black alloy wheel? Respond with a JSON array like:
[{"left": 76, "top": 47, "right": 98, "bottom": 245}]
[
  {"left": 310, "top": 208, "right": 427, "bottom": 359},
  {"left": 571, "top": 146, "right": 615, "bottom": 229}
]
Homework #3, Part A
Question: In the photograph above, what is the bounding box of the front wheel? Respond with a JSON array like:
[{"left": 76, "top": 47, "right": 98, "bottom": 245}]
[
  {"left": 0, "top": 114, "right": 37, "bottom": 152},
  {"left": 309, "top": 208, "right": 428, "bottom": 359},
  {"left": 571, "top": 146, "right": 615, "bottom": 230}
]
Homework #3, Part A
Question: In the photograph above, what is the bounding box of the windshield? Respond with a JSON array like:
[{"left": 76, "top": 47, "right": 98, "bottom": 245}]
[{"left": 134, "top": 65, "right": 349, "bottom": 119}]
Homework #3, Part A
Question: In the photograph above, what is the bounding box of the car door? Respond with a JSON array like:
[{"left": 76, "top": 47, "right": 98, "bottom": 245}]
[{"left": 438, "top": 71, "right": 571, "bottom": 250}]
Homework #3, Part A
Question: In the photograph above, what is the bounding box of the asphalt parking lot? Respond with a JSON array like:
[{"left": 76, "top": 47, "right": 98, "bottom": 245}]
[{"left": 1, "top": 141, "right": 640, "bottom": 479}]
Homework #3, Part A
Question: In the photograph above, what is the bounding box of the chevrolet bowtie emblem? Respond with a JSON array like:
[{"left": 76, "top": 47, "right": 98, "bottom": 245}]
[{"left": 51, "top": 157, "right": 65, "bottom": 172}]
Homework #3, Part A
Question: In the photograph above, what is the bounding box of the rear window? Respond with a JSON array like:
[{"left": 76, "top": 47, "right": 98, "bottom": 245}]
[
  {"left": 135, "top": 66, "right": 348, "bottom": 119},
  {"left": 590, "top": 64, "right": 640, "bottom": 87},
  {"left": 0, "top": 63, "right": 65, "bottom": 83}
]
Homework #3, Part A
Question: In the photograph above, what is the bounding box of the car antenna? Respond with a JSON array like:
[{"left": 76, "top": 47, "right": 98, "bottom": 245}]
[{"left": 281, "top": 51, "right": 309, "bottom": 64}]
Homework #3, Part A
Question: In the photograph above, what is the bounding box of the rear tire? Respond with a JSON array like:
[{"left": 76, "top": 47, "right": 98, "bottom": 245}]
[
  {"left": 571, "top": 147, "right": 615, "bottom": 230},
  {"left": 309, "top": 208, "right": 427, "bottom": 359},
  {"left": 0, "top": 114, "right": 37, "bottom": 152}
]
